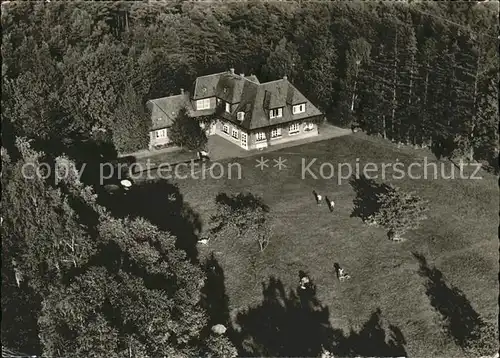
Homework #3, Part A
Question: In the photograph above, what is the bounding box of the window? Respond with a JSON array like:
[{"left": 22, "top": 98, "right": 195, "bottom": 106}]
[
  {"left": 293, "top": 103, "right": 306, "bottom": 114},
  {"left": 269, "top": 108, "right": 283, "bottom": 119},
  {"left": 222, "top": 124, "right": 229, "bottom": 134},
  {"left": 155, "top": 129, "right": 167, "bottom": 138},
  {"left": 289, "top": 123, "right": 300, "bottom": 134},
  {"left": 232, "top": 128, "right": 239, "bottom": 139},
  {"left": 271, "top": 127, "right": 282, "bottom": 138},
  {"left": 196, "top": 98, "right": 211, "bottom": 110},
  {"left": 237, "top": 112, "right": 245, "bottom": 121},
  {"left": 241, "top": 132, "right": 248, "bottom": 147},
  {"left": 225, "top": 102, "right": 230, "bottom": 113},
  {"left": 256, "top": 132, "right": 266, "bottom": 142},
  {"left": 304, "top": 122, "right": 314, "bottom": 131}
]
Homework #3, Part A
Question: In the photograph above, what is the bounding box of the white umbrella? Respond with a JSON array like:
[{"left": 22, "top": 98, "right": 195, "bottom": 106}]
[{"left": 120, "top": 179, "right": 133, "bottom": 190}]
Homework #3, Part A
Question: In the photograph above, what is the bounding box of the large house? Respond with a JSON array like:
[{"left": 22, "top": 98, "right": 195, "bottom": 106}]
[{"left": 146, "top": 68, "right": 324, "bottom": 151}]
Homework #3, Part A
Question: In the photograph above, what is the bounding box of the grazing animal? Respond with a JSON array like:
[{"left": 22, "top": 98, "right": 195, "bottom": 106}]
[
  {"left": 338, "top": 268, "right": 351, "bottom": 282},
  {"left": 339, "top": 274, "right": 351, "bottom": 282},
  {"left": 334, "top": 263, "right": 350, "bottom": 281},
  {"left": 325, "top": 196, "right": 334, "bottom": 212},
  {"left": 312, "top": 190, "right": 322, "bottom": 204}
]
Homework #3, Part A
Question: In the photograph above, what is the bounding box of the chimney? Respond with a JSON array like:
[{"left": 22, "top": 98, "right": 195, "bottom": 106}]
[
  {"left": 240, "top": 73, "right": 245, "bottom": 77},
  {"left": 283, "top": 75, "right": 288, "bottom": 80},
  {"left": 180, "top": 88, "right": 184, "bottom": 95},
  {"left": 230, "top": 68, "right": 235, "bottom": 75}
]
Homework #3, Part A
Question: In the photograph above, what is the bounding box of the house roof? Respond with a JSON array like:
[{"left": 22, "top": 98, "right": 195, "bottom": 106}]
[
  {"left": 193, "top": 71, "right": 260, "bottom": 101},
  {"left": 148, "top": 71, "right": 323, "bottom": 132},
  {"left": 238, "top": 78, "right": 322, "bottom": 130},
  {"left": 147, "top": 92, "right": 191, "bottom": 130}
]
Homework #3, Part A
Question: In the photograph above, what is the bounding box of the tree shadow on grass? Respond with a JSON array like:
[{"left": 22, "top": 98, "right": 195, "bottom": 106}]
[
  {"left": 332, "top": 308, "right": 407, "bottom": 357},
  {"left": 349, "top": 175, "right": 392, "bottom": 222},
  {"left": 201, "top": 252, "right": 230, "bottom": 327},
  {"left": 234, "top": 276, "right": 332, "bottom": 357},
  {"left": 98, "top": 179, "right": 201, "bottom": 262},
  {"left": 413, "top": 252, "right": 484, "bottom": 349},
  {"left": 234, "top": 276, "right": 407, "bottom": 357}
]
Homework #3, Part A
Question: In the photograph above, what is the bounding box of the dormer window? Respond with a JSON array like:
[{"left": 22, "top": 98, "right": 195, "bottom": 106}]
[
  {"left": 196, "top": 98, "right": 211, "bottom": 110},
  {"left": 269, "top": 108, "right": 283, "bottom": 119},
  {"left": 293, "top": 103, "right": 306, "bottom": 114},
  {"left": 237, "top": 111, "right": 245, "bottom": 121},
  {"left": 225, "top": 102, "right": 230, "bottom": 113}
]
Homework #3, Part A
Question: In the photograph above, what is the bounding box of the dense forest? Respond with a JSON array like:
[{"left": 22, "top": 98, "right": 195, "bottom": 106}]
[{"left": 1, "top": 1, "right": 499, "bottom": 356}]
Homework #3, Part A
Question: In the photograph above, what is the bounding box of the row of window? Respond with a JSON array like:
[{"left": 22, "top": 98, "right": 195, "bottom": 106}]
[
  {"left": 197, "top": 97, "right": 306, "bottom": 118},
  {"left": 256, "top": 122, "right": 313, "bottom": 142},
  {"left": 222, "top": 123, "right": 248, "bottom": 147},
  {"left": 269, "top": 104, "right": 306, "bottom": 118},
  {"left": 222, "top": 125, "right": 240, "bottom": 139},
  {"left": 223, "top": 122, "right": 312, "bottom": 142}
]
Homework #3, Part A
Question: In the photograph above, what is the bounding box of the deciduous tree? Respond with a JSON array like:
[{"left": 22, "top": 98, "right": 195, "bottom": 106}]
[{"left": 370, "top": 184, "right": 429, "bottom": 241}]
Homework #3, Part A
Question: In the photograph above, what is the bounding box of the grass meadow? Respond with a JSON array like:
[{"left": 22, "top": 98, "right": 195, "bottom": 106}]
[{"left": 168, "top": 133, "right": 498, "bottom": 356}]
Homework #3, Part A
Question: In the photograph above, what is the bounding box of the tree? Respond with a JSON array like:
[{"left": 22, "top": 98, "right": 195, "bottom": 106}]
[
  {"left": 369, "top": 184, "right": 429, "bottom": 241},
  {"left": 1, "top": 138, "right": 99, "bottom": 297},
  {"left": 338, "top": 37, "right": 371, "bottom": 125},
  {"left": 263, "top": 37, "right": 300, "bottom": 80},
  {"left": 1, "top": 139, "right": 236, "bottom": 357},
  {"left": 111, "top": 84, "right": 150, "bottom": 154},
  {"left": 210, "top": 192, "right": 271, "bottom": 252},
  {"left": 38, "top": 217, "right": 214, "bottom": 357},
  {"left": 169, "top": 107, "right": 208, "bottom": 151},
  {"left": 464, "top": 320, "right": 499, "bottom": 358}
]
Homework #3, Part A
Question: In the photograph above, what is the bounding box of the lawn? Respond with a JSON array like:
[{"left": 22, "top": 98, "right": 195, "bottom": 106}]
[{"left": 170, "top": 134, "right": 498, "bottom": 356}]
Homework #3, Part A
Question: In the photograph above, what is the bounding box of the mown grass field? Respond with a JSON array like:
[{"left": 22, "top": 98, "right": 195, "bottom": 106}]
[{"left": 171, "top": 133, "right": 498, "bottom": 356}]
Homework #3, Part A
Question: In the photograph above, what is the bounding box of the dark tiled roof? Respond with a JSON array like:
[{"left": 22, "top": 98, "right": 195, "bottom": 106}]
[
  {"left": 192, "top": 71, "right": 225, "bottom": 100},
  {"left": 245, "top": 79, "right": 322, "bottom": 130},
  {"left": 215, "top": 73, "right": 247, "bottom": 104},
  {"left": 149, "top": 72, "right": 323, "bottom": 132},
  {"left": 147, "top": 92, "right": 192, "bottom": 130},
  {"left": 193, "top": 71, "right": 261, "bottom": 102}
]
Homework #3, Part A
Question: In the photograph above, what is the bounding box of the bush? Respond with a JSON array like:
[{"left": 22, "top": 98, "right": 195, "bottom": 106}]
[{"left": 371, "top": 184, "right": 429, "bottom": 241}]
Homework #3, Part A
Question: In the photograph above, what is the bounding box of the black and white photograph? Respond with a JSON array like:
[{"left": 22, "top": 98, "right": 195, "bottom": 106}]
[{"left": 1, "top": 0, "right": 499, "bottom": 357}]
